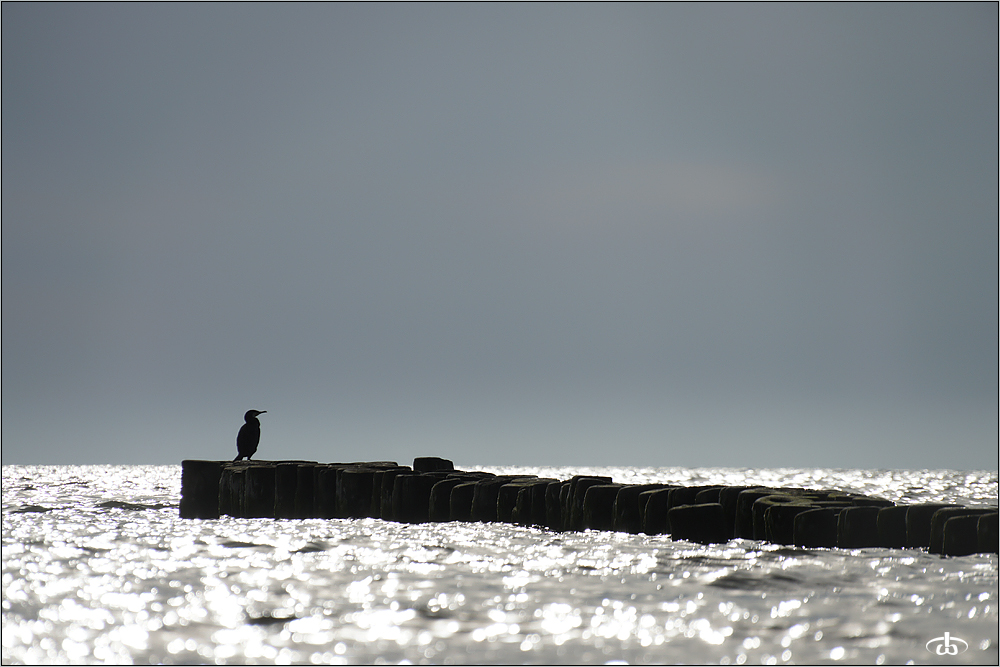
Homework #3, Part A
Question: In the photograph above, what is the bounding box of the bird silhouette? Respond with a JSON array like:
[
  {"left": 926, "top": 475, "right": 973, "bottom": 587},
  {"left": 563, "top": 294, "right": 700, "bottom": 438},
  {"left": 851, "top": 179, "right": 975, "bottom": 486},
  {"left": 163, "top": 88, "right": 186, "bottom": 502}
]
[{"left": 234, "top": 410, "right": 266, "bottom": 461}]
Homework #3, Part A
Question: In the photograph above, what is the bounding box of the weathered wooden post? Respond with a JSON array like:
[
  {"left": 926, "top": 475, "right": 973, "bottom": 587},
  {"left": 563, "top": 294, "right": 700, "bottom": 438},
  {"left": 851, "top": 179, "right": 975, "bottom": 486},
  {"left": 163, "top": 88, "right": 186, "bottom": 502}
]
[
  {"left": 450, "top": 481, "right": 479, "bottom": 522},
  {"left": 244, "top": 463, "right": 276, "bottom": 519},
  {"left": 293, "top": 463, "right": 318, "bottom": 519},
  {"left": 978, "top": 513, "right": 998, "bottom": 554},
  {"left": 719, "top": 486, "right": 753, "bottom": 540},
  {"left": 694, "top": 487, "right": 723, "bottom": 504},
  {"left": 180, "top": 460, "right": 223, "bottom": 519},
  {"left": 219, "top": 464, "right": 246, "bottom": 518},
  {"left": 413, "top": 457, "right": 455, "bottom": 472},
  {"left": 668, "top": 485, "right": 720, "bottom": 511},
  {"left": 612, "top": 484, "right": 665, "bottom": 534},
  {"left": 734, "top": 488, "right": 780, "bottom": 539},
  {"left": 394, "top": 473, "right": 441, "bottom": 523},
  {"left": 752, "top": 495, "right": 801, "bottom": 540},
  {"left": 837, "top": 506, "right": 882, "bottom": 548},
  {"left": 567, "top": 476, "right": 612, "bottom": 532},
  {"left": 371, "top": 467, "right": 406, "bottom": 518},
  {"left": 526, "top": 479, "right": 555, "bottom": 527},
  {"left": 668, "top": 503, "right": 728, "bottom": 544},
  {"left": 274, "top": 463, "right": 301, "bottom": 519},
  {"left": 428, "top": 477, "right": 469, "bottom": 522},
  {"left": 929, "top": 508, "right": 995, "bottom": 554},
  {"left": 876, "top": 506, "right": 909, "bottom": 548},
  {"left": 309, "top": 465, "right": 336, "bottom": 519},
  {"left": 339, "top": 467, "right": 378, "bottom": 519},
  {"left": 641, "top": 488, "right": 672, "bottom": 535},
  {"left": 793, "top": 507, "right": 840, "bottom": 547},
  {"left": 496, "top": 478, "right": 541, "bottom": 523},
  {"left": 906, "top": 504, "right": 959, "bottom": 548},
  {"left": 582, "top": 484, "right": 623, "bottom": 531},
  {"left": 471, "top": 478, "right": 506, "bottom": 522},
  {"left": 942, "top": 515, "right": 984, "bottom": 556},
  {"left": 764, "top": 501, "right": 826, "bottom": 545},
  {"left": 544, "top": 481, "right": 567, "bottom": 531},
  {"left": 378, "top": 467, "right": 412, "bottom": 521}
]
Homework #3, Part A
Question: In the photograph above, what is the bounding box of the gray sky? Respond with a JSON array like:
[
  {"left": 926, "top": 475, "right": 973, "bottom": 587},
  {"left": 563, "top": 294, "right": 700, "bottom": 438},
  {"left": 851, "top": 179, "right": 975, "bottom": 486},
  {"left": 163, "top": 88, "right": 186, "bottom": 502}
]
[{"left": 3, "top": 4, "right": 997, "bottom": 469}]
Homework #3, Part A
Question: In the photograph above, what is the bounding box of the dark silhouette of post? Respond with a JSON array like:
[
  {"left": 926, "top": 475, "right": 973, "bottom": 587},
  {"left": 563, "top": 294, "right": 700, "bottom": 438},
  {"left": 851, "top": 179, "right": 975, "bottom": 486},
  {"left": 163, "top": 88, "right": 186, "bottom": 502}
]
[{"left": 234, "top": 410, "right": 266, "bottom": 461}]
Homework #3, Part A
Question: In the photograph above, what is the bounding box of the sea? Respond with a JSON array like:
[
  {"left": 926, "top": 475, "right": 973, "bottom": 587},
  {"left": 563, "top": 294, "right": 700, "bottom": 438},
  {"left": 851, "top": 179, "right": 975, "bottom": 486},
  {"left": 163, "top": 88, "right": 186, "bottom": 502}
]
[{"left": 2, "top": 465, "right": 997, "bottom": 665}]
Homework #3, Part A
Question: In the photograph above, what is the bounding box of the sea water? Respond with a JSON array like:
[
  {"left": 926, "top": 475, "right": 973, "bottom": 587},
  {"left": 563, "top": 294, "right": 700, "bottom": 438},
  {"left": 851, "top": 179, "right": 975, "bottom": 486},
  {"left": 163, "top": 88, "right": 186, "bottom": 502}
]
[{"left": 2, "top": 465, "right": 997, "bottom": 665}]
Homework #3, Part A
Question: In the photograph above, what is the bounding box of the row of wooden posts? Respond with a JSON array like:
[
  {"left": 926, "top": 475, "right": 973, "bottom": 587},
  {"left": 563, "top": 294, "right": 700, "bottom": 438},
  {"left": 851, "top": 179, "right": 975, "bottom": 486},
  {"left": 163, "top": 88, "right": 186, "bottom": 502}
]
[{"left": 179, "top": 458, "right": 998, "bottom": 557}]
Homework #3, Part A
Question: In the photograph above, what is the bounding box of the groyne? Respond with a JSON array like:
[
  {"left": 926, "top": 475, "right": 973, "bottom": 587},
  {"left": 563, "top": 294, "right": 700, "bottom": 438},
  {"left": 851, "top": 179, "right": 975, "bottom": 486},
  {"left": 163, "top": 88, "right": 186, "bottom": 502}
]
[{"left": 179, "top": 458, "right": 999, "bottom": 557}]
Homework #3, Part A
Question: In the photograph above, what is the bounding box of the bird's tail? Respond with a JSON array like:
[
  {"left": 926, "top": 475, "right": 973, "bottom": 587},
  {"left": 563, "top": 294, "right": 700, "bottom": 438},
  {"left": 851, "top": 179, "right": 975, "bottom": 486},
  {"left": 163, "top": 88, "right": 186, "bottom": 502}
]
[{"left": 233, "top": 454, "right": 244, "bottom": 462}]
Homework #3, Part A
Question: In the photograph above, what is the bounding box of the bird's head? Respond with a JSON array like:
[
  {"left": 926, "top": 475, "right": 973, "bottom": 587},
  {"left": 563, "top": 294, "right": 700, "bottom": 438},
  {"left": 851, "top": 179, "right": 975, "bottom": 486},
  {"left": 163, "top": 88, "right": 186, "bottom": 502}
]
[{"left": 244, "top": 409, "right": 267, "bottom": 422}]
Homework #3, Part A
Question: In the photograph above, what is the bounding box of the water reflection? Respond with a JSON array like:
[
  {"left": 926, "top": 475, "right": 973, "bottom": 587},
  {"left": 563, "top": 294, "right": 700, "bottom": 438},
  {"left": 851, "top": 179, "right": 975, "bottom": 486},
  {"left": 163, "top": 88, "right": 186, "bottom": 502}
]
[{"left": 2, "top": 465, "right": 997, "bottom": 664}]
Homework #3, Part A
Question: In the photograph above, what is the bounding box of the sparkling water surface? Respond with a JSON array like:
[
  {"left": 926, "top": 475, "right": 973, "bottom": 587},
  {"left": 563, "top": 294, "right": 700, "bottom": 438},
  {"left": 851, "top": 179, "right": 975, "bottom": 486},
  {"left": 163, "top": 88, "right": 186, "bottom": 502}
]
[{"left": 2, "top": 465, "right": 997, "bottom": 664}]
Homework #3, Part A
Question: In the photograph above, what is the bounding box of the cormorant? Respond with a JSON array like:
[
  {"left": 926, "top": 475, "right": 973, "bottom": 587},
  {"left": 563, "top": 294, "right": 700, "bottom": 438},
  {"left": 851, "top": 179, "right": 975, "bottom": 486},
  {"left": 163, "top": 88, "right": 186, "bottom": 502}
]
[{"left": 234, "top": 410, "right": 266, "bottom": 461}]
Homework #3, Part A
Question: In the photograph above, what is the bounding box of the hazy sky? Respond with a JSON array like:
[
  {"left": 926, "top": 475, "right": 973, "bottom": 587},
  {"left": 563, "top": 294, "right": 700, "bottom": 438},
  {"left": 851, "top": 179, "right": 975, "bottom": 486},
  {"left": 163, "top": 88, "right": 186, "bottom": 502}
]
[{"left": 3, "top": 4, "right": 997, "bottom": 469}]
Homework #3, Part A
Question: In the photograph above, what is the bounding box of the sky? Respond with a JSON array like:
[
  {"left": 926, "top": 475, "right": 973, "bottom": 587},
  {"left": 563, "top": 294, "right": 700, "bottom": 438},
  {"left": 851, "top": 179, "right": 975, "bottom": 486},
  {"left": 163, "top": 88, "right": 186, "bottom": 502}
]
[{"left": 2, "top": 4, "right": 997, "bottom": 469}]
